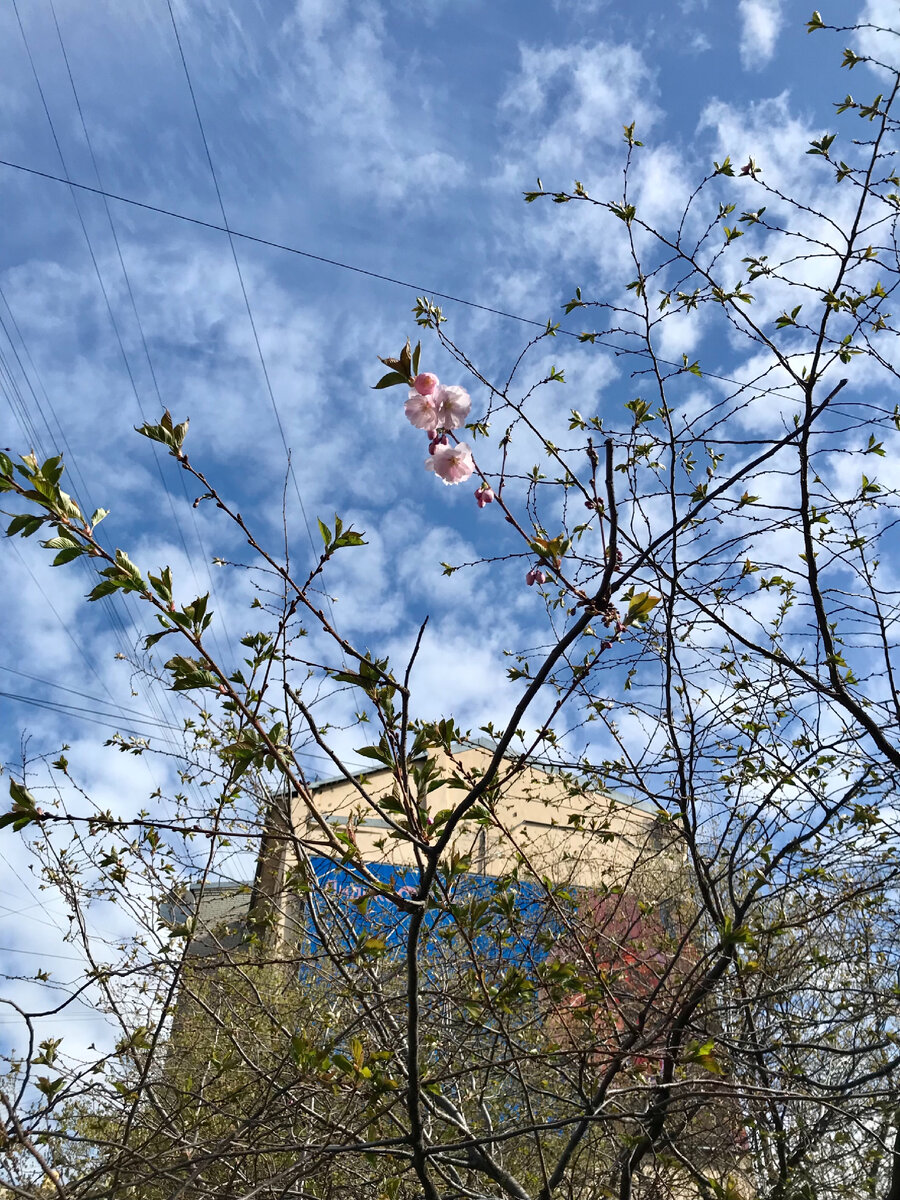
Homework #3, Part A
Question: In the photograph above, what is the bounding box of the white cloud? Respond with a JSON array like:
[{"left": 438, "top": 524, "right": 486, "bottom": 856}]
[
  {"left": 500, "top": 40, "right": 661, "bottom": 178},
  {"left": 271, "top": 1, "right": 466, "bottom": 207},
  {"left": 737, "top": 0, "right": 782, "bottom": 69},
  {"left": 859, "top": 0, "right": 900, "bottom": 71}
]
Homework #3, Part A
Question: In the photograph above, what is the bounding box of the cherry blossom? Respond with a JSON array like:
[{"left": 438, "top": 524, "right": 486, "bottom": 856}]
[
  {"left": 526, "top": 567, "right": 547, "bottom": 586},
  {"left": 426, "top": 442, "right": 475, "bottom": 485},
  {"left": 475, "top": 482, "right": 494, "bottom": 508},
  {"left": 434, "top": 384, "right": 471, "bottom": 429},
  {"left": 405, "top": 392, "right": 438, "bottom": 429},
  {"left": 412, "top": 372, "right": 439, "bottom": 396}
]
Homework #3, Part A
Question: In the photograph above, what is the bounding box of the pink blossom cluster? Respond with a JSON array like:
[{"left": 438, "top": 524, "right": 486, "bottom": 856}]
[
  {"left": 405, "top": 373, "right": 488, "bottom": 496},
  {"left": 405, "top": 373, "right": 471, "bottom": 432}
]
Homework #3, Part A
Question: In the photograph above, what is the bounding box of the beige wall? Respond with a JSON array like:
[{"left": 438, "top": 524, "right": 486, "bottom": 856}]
[
  {"left": 177, "top": 747, "right": 682, "bottom": 947},
  {"left": 291, "top": 746, "right": 674, "bottom": 890}
]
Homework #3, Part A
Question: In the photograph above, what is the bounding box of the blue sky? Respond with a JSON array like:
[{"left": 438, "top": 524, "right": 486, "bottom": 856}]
[{"left": 0, "top": 0, "right": 897, "bottom": 1053}]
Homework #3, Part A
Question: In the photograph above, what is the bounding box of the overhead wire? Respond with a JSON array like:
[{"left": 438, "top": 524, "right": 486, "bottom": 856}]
[
  {"left": 0, "top": 661, "right": 182, "bottom": 721},
  {"left": 0, "top": 156, "right": 809, "bottom": 406},
  {"left": 46, "top": 0, "right": 234, "bottom": 664},
  {"left": 0, "top": 279, "right": 94, "bottom": 503},
  {"left": 12, "top": 0, "right": 227, "bottom": 681},
  {"left": 7, "top": 0, "right": 209, "bottom": 787},
  {"left": 163, "top": 0, "right": 342, "bottom": 652},
  {"left": 4, "top": 538, "right": 120, "bottom": 703},
  {"left": 8, "top": 0, "right": 167, "bottom": 671},
  {"left": 0, "top": 691, "right": 182, "bottom": 743},
  {"left": 0, "top": 314, "right": 50, "bottom": 451},
  {"left": 0, "top": 664, "right": 340, "bottom": 770}
]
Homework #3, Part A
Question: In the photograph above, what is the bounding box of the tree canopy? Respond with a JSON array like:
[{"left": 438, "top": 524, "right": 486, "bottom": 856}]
[{"left": 2, "top": 12, "right": 900, "bottom": 1200}]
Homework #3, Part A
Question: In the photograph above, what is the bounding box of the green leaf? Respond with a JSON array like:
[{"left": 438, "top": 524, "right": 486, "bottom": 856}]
[
  {"left": 51, "top": 546, "right": 85, "bottom": 566},
  {"left": 359, "top": 936, "right": 387, "bottom": 956},
  {"left": 626, "top": 592, "right": 661, "bottom": 624},
  {"left": 372, "top": 371, "right": 409, "bottom": 390},
  {"left": 42, "top": 535, "right": 81, "bottom": 552},
  {"left": 6, "top": 513, "right": 45, "bottom": 538},
  {"left": 609, "top": 201, "right": 636, "bottom": 224},
  {"left": 134, "top": 409, "right": 189, "bottom": 455},
  {"left": 35, "top": 1076, "right": 65, "bottom": 1098},
  {"left": 164, "top": 655, "right": 222, "bottom": 692},
  {"left": 685, "top": 1040, "right": 724, "bottom": 1074},
  {"left": 148, "top": 567, "right": 173, "bottom": 605},
  {"left": 318, "top": 518, "right": 331, "bottom": 546},
  {"left": 114, "top": 548, "right": 145, "bottom": 590},
  {"left": 0, "top": 779, "right": 41, "bottom": 831},
  {"left": 87, "top": 579, "right": 119, "bottom": 602},
  {"left": 355, "top": 743, "right": 394, "bottom": 767},
  {"left": 56, "top": 491, "right": 83, "bottom": 523},
  {"left": 334, "top": 529, "right": 366, "bottom": 549},
  {"left": 144, "top": 628, "right": 172, "bottom": 649},
  {"left": 90, "top": 508, "right": 109, "bottom": 528}
]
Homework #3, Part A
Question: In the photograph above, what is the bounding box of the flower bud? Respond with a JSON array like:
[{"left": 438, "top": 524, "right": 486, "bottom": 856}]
[
  {"left": 413, "top": 372, "right": 439, "bottom": 396},
  {"left": 475, "top": 483, "right": 495, "bottom": 508}
]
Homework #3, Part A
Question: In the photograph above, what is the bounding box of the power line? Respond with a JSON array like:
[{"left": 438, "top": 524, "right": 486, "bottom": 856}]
[
  {"left": 0, "top": 690, "right": 181, "bottom": 742},
  {"left": 8, "top": 0, "right": 169, "bottom": 705},
  {"left": 7, "top": 2, "right": 216, "bottom": 784},
  {"left": 0, "top": 664, "right": 342, "bottom": 770},
  {"left": 0, "top": 155, "right": 806, "bottom": 405},
  {"left": 47, "top": 0, "right": 234, "bottom": 665},
  {"left": 164, "top": 0, "right": 331, "bottom": 603},
  {"left": 3, "top": 538, "right": 119, "bottom": 704},
  {"left": 0, "top": 662, "right": 178, "bottom": 722},
  {"left": 0, "top": 943, "right": 87, "bottom": 962}
]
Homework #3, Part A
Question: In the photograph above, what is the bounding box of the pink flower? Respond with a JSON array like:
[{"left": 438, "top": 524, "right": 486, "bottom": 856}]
[
  {"left": 526, "top": 567, "right": 547, "bottom": 586},
  {"left": 413, "top": 372, "right": 439, "bottom": 396},
  {"left": 405, "top": 392, "right": 438, "bottom": 429},
  {"left": 475, "top": 483, "right": 494, "bottom": 508},
  {"left": 434, "top": 384, "right": 471, "bottom": 429},
  {"left": 426, "top": 442, "right": 475, "bottom": 485}
]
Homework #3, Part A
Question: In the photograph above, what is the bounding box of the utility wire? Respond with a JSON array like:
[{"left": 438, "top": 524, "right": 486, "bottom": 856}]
[
  {"left": 4, "top": 538, "right": 119, "bottom": 704},
  {"left": 0, "top": 691, "right": 183, "bottom": 743},
  {"left": 164, "top": 0, "right": 335, "bottom": 635},
  {"left": 0, "top": 155, "right": 807, "bottom": 406},
  {"left": 8, "top": 0, "right": 165, "bottom": 679},
  {"left": 0, "top": 662, "right": 180, "bottom": 723},
  {"left": 47, "top": 0, "right": 234, "bottom": 663},
  {"left": 0, "top": 664, "right": 338, "bottom": 768},
  {"left": 8, "top": 0, "right": 211, "bottom": 778},
  {"left": 0, "top": 280, "right": 99, "bottom": 520}
]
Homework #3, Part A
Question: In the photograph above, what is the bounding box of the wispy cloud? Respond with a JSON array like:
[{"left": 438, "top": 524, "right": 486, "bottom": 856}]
[{"left": 737, "top": 0, "right": 782, "bottom": 70}]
